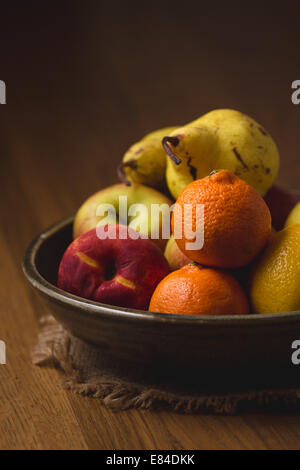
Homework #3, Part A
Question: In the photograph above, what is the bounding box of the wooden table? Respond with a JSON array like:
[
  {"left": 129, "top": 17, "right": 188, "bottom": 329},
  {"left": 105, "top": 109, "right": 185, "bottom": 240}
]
[{"left": 0, "top": 2, "right": 300, "bottom": 450}]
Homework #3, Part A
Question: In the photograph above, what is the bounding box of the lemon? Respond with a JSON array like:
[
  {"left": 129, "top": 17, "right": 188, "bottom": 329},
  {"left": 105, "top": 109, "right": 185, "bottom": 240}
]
[
  {"left": 249, "top": 225, "right": 300, "bottom": 314},
  {"left": 285, "top": 201, "right": 300, "bottom": 228}
]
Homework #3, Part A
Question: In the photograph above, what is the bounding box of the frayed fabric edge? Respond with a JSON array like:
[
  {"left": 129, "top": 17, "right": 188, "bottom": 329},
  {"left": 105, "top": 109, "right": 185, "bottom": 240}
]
[{"left": 31, "top": 316, "right": 300, "bottom": 415}]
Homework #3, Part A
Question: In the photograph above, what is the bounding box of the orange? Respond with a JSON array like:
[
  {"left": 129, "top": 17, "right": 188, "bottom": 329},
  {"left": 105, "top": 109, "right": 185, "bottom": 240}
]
[
  {"left": 172, "top": 170, "right": 271, "bottom": 269},
  {"left": 149, "top": 263, "right": 249, "bottom": 315}
]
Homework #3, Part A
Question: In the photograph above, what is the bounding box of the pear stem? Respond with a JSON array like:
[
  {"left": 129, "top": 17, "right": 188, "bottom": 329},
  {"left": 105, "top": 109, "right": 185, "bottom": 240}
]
[
  {"left": 117, "top": 160, "right": 137, "bottom": 186},
  {"left": 162, "top": 136, "right": 182, "bottom": 165}
]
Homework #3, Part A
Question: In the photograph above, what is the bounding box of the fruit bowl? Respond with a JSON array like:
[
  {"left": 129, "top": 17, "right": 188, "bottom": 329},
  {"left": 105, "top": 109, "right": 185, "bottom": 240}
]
[{"left": 23, "top": 216, "right": 300, "bottom": 390}]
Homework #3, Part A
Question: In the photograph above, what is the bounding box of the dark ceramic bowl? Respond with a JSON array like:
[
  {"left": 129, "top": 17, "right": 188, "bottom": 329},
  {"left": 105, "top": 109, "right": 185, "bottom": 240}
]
[{"left": 23, "top": 216, "right": 300, "bottom": 389}]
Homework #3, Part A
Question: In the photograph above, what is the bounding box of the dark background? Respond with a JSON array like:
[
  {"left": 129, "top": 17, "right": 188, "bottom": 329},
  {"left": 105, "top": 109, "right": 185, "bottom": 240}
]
[
  {"left": 0, "top": 0, "right": 299, "bottom": 266},
  {"left": 1, "top": 2, "right": 300, "bottom": 236},
  {"left": 1, "top": 1, "right": 300, "bottom": 450}
]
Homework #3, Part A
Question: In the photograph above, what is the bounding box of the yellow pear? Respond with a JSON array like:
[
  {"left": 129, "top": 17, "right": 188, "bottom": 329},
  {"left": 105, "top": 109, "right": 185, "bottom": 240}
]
[
  {"left": 163, "top": 109, "right": 280, "bottom": 199},
  {"left": 118, "top": 126, "right": 179, "bottom": 191}
]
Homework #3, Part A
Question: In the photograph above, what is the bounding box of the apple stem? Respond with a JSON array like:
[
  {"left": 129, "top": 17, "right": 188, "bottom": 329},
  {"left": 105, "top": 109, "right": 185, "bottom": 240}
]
[
  {"left": 162, "top": 136, "right": 182, "bottom": 165},
  {"left": 117, "top": 160, "right": 137, "bottom": 186}
]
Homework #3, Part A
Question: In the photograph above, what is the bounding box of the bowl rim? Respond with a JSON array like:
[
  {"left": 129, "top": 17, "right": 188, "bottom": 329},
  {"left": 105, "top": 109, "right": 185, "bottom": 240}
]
[{"left": 22, "top": 215, "right": 300, "bottom": 327}]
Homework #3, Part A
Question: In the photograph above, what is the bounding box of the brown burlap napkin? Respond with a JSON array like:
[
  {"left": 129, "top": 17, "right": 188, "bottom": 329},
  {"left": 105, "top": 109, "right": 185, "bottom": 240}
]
[{"left": 32, "top": 316, "right": 300, "bottom": 415}]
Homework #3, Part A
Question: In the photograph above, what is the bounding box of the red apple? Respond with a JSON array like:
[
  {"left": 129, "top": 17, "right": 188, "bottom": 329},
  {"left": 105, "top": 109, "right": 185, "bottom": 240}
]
[
  {"left": 58, "top": 225, "right": 170, "bottom": 310},
  {"left": 264, "top": 185, "right": 299, "bottom": 230}
]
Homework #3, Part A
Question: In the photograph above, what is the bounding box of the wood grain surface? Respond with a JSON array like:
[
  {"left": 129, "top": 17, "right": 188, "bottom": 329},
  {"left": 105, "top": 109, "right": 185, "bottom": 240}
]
[{"left": 0, "top": 1, "right": 300, "bottom": 450}]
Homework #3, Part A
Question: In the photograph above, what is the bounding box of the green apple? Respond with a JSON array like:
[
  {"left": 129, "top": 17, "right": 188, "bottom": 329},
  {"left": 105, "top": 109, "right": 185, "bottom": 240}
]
[
  {"left": 73, "top": 183, "right": 173, "bottom": 250},
  {"left": 285, "top": 201, "right": 300, "bottom": 228},
  {"left": 164, "top": 235, "right": 191, "bottom": 271}
]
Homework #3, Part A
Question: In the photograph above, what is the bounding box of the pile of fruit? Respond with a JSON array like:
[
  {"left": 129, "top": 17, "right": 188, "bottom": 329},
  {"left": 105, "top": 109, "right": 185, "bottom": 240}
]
[{"left": 58, "top": 109, "right": 300, "bottom": 316}]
